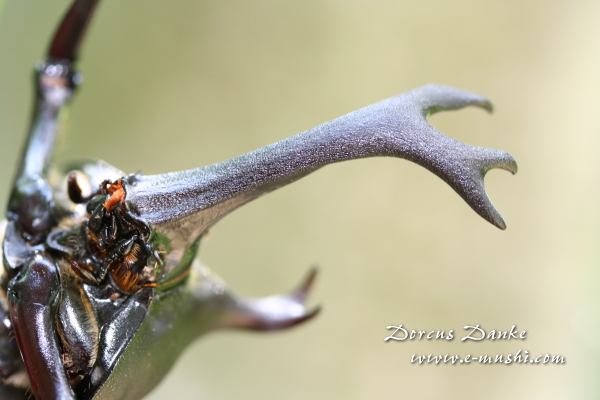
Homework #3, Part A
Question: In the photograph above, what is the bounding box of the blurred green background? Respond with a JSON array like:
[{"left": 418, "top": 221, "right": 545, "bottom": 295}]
[{"left": 0, "top": 1, "right": 599, "bottom": 399}]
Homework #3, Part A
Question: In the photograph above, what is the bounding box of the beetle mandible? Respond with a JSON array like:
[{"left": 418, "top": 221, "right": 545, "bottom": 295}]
[{"left": 0, "top": 1, "right": 517, "bottom": 399}]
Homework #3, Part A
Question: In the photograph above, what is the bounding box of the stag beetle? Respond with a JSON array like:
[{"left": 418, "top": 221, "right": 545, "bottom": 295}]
[{"left": 0, "top": 1, "right": 517, "bottom": 399}]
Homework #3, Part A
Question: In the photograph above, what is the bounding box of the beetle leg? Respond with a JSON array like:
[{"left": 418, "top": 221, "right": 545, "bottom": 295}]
[
  {"left": 7, "top": 254, "right": 76, "bottom": 400},
  {"left": 8, "top": 0, "right": 101, "bottom": 242},
  {"left": 7, "top": 56, "right": 76, "bottom": 242}
]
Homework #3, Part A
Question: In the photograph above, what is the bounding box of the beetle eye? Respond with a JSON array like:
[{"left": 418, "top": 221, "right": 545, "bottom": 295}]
[{"left": 67, "top": 172, "right": 92, "bottom": 204}]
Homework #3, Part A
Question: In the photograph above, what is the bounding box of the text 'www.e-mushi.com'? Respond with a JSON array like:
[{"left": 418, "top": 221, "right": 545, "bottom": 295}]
[{"left": 410, "top": 351, "right": 565, "bottom": 365}]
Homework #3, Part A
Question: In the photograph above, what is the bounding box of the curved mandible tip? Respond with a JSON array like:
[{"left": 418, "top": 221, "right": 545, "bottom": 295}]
[
  {"left": 403, "top": 84, "right": 517, "bottom": 229},
  {"left": 409, "top": 83, "right": 494, "bottom": 115}
]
